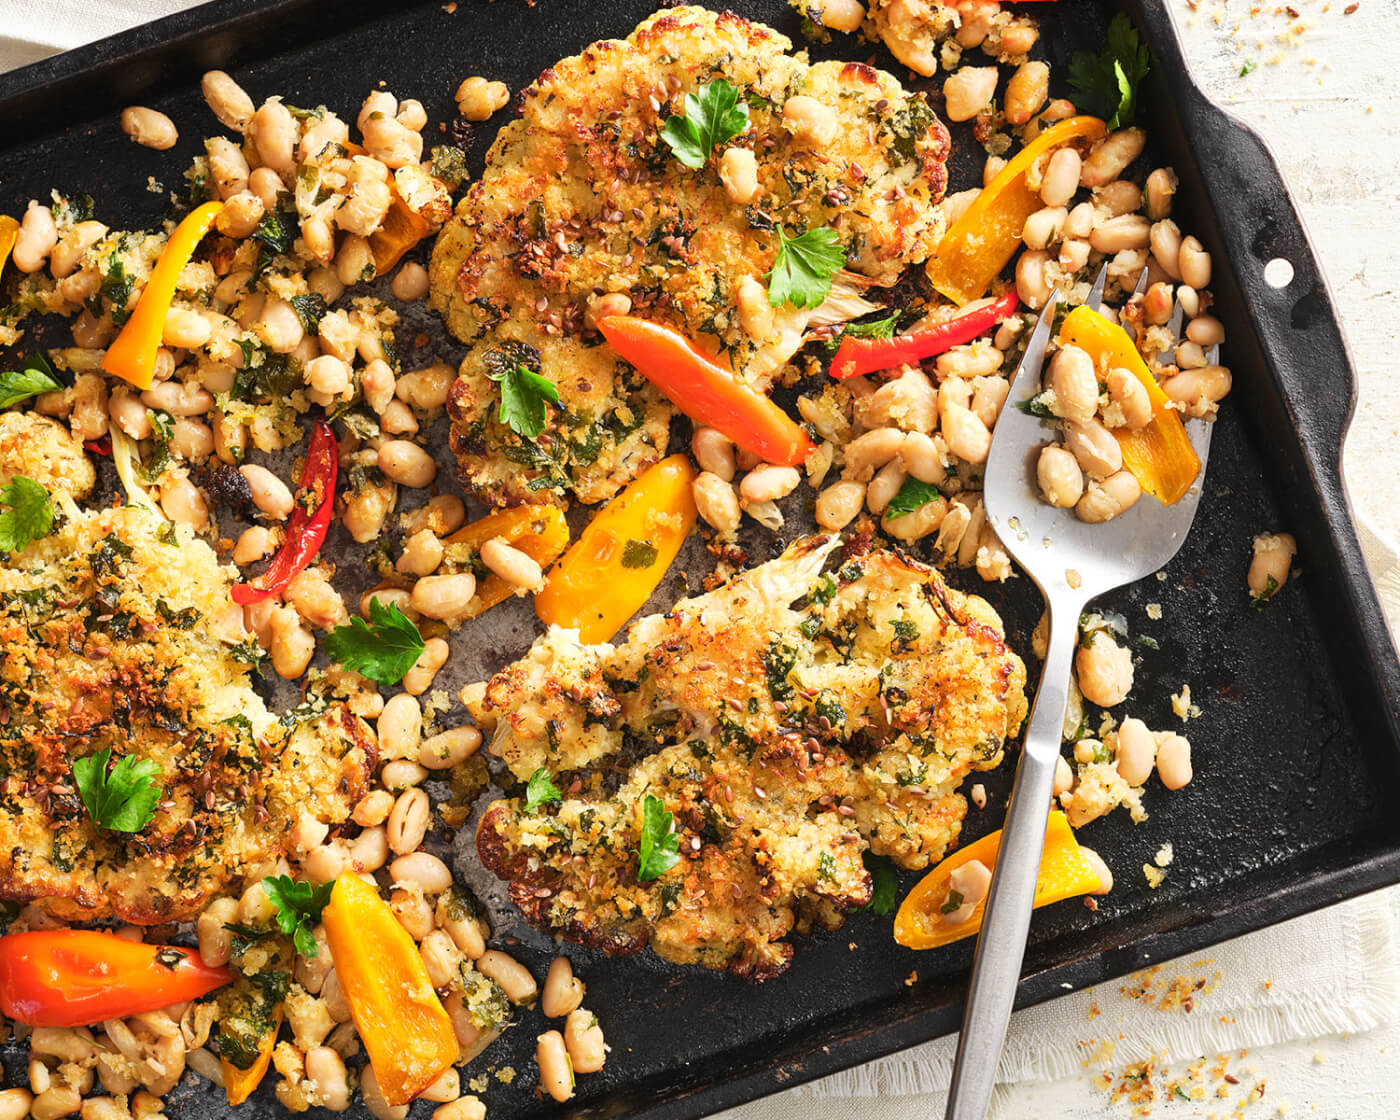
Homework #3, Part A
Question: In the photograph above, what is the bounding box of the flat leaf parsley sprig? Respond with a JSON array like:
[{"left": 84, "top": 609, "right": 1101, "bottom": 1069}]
[
  {"left": 768, "top": 227, "right": 846, "bottom": 309},
  {"left": 660, "top": 79, "right": 750, "bottom": 169},
  {"left": 263, "top": 875, "right": 334, "bottom": 958},
  {"left": 323, "top": 598, "right": 425, "bottom": 685},
  {"left": 1068, "top": 12, "right": 1150, "bottom": 129},
  {"left": 73, "top": 746, "right": 164, "bottom": 833}
]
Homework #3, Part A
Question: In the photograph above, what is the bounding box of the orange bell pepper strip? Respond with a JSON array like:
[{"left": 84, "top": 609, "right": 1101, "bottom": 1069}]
[
  {"left": 535, "top": 454, "right": 697, "bottom": 643},
  {"left": 894, "top": 811, "right": 1105, "bottom": 950},
  {"left": 221, "top": 1012, "right": 280, "bottom": 1107},
  {"left": 1059, "top": 305, "right": 1201, "bottom": 504},
  {"left": 369, "top": 200, "right": 432, "bottom": 275},
  {"left": 101, "top": 200, "right": 224, "bottom": 389},
  {"left": 443, "top": 503, "right": 570, "bottom": 618},
  {"left": 926, "top": 116, "right": 1107, "bottom": 305},
  {"left": 0, "top": 930, "right": 233, "bottom": 1027},
  {"left": 0, "top": 216, "right": 18, "bottom": 278},
  {"left": 321, "top": 874, "right": 458, "bottom": 1106},
  {"left": 596, "top": 315, "right": 813, "bottom": 466}
]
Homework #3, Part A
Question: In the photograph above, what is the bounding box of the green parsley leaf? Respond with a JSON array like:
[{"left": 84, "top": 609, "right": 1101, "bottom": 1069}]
[
  {"left": 1251, "top": 573, "right": 1279, "bottom": 608},
  {"left": 1016, "top": 395, "right": 1057, "bottom": 419},
  {"left": 488, "top": 363, "right": 560, "bottom": 440},
  {"left": 767, "top": 227, "right": 845, "bottom": 309},
  {"left": 862, "top": 852, "right": 898, "bottom": 916},
  {"left": 289, "top": 293, "right": 327, "bottom": 333},
  {"left": 262, "top": 875, "right": 334, "bottom": 959},
  {"left": 636, "top": 793, "right": 681, "bottom": 881},
  {"left": 660, "top": 80, "right": 750, "bottom": 170},
  {"left": 1068, "top": 12, "right": 1151, "bottom": 129},
  {"left": 0, "top": 353, "right": 64, "bottom": 409},
  {"left": 523, "top": 767, "right": 563, "bottom": 812},
  {"left": 843, "top": 312, "right": 898, "bottom": 340},
  {"left": 323, "top": 598, "right": 425, "bottom": 685},
  {"left": 883, "top": 478, "right": 941, "bottom": 522},
  {"left": 1240, "top": 59, "right": 1257, "bottom": 77},
  {"left": 621, "top": 539, "right": 658, "bottom": 569},
  {"left": 0, "top": 476, "right": 54, "bottom": 554},
  {"left": 939, "top": 888, "right": 965, "bottom": 915},
  {"left": 73, "top": 746, "right": 163, "bottom": 833}
]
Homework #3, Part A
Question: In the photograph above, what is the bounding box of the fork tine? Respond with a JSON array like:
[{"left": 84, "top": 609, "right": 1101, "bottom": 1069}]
[
  {"left": 1010, "top": 291, "right": 1062, "bottom": 395},
  {"left": 1085, "top": 264, "right": 1109, "bottom": 312},
  {"left": 1131, "top": 266, "right": 1150, "bottom": 299}
]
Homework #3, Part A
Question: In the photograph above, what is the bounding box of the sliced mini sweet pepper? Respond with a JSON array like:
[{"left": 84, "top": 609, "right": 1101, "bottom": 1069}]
[
  {"left": 342, "top": 141, "right": 442, "bottom": 274},
  {"left": 220, "top": 1011, "right": 280, "bottom": 1107},
  {"left": 535, "top": 454, "right": 697, "bottom": 643},
  {"left": 894, "top": 811, "right": 1104, "bottom": 950},
  {"left": 321, "top": 873, "right": 458, "bottom": 1106},
  {"left": 0, "top": 215, "right": 18, "bottom": 278},
  {"left": 1059, "top": 305, "right": 1201, "bottom": 504},
  {"left": 926, "top": 116, "right": 1107, "bottom": 305},
  {"left": 231, "top": 420, "right": 337, "bottom": 605},
  {"left": 444, "top": 502, "right": 570, "bottom": 618},
  {"left": 830, "top": 291, "right": 1020, "bottom": 380},
  {"left": 596, "top": 315, "right": 812, "bottom": 466},
  {"left": 101, "top": 200, "right": 224, "bottom": 389},
  {"left": 0, "top": 930, "right": 232, "bottom": 1027}
]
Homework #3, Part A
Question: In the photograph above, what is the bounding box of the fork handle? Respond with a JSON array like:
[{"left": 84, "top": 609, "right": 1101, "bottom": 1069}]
[{"left": 944, "top": 600, "right": 1082, "bottom": 1120}]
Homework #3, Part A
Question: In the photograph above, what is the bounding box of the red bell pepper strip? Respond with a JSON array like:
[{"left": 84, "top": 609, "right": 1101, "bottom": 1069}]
[
  {"left": 596, "top": 315, "right": 812, "bottom": 467},
  {"left": 829, "top": 291, "right": 1021, "bottom": 381},
  {"left": 231, "top": 420, "right": 338, "bottom": 605},
  {"left": 0, "top": 930, "right": 233, "bottom": 1027},
  {"left": 84, "top": 437, "right": 112, "bottom": 456}
]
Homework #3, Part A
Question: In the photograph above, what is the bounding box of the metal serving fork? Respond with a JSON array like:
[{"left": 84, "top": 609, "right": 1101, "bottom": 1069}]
[{"left": 944, "top": 269, "right": 1216, "bottom": 1119}]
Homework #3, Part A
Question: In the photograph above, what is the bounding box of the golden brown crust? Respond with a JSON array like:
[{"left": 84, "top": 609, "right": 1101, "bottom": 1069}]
[
  {"left": 430, "top": 6, "right": 949, "bottom": 507},
  {"left": 470, "top": 536, "right": 1026, "bottom": 978},
  {"left": 0, "top": 505, "right": 372, "bottom": 924}
]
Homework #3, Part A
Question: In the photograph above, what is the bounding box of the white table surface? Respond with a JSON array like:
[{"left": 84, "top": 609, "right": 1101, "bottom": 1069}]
[{"left": 4, "top": 0, "right": 1400, "bottom": 1116}]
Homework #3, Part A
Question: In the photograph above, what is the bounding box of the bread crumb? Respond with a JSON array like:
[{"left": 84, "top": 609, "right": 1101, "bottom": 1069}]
[
  {"left": 1171, "top": 685, "right": 1193, "bottom": 720},
  {"left": 1154, "top": 842, "right": 1174, "bottom": 868},
  {"left": 1143, "top": 864, "right": 1166, "bottom": 888},
  {"left": 1145, "top": 602, "right": 1162, "bottom": 620},
  {"left": 970, "top": 783, "right": 987, "bottom": 809}
]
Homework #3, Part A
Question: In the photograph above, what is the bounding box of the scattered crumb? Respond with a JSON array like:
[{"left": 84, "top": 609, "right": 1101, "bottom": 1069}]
[
  {"left": 1171, "top": 685, "right": 1193, "bottom": 720},
  {"left": 1145, "top": 602, "right": 1163, "bottom": 620},
  {"left": 1154, "top": 842, "right": 1174, "bottom": 868},
  {"left": 848, "top": 941, "right": 857, "bottom": 951},
  {"left": 1143, "top": 863, "right": 1166, "bottom": 889},
  {"left": 970, "top": 783, "right": 987, "bottom": 809},
  {"left": 495, "top": 1066, "right": 516, "bottom": 1085},
  {"left": 1311, "top": 1050, "right": 1327, "bottom": 1064},
  {"left": 468, "top": 1074, "right": 489, "bottom": 1093},
  {"left": 904, "top": 970, "right": 918, "bottom": 987},
  {"left": 145, "top": 176, "right": 163, "bottom": 194},
  {"left": 1155, "top": 571, "right": 1167, "bottom": 581},
  {"left": 1066, "top": 568, "right": 1082, "bottom": 589}
]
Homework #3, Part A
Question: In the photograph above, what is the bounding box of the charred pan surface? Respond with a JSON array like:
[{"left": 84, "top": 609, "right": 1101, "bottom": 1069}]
[
  {"left": 469, "top": 536, "right": 1026, "bottom": 979},
  {"left": 430, "top": 6, "right": 950, "bottom": 507},
  {"left": 0, "top": 505, "right": 374, "bottom": 924}
]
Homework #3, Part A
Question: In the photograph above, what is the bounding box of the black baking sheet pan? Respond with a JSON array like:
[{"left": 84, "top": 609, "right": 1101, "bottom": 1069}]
[{"left": 2, "top": 1, "right": 1399, "bottom": 1117}]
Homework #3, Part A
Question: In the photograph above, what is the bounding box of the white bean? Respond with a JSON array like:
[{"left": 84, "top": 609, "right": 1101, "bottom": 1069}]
[
  {"left": 411, "top": 573, "right": 477, "bottom": 622},
  {"left": 1186, "top": 314, "right": 1225, "bottom": 347},
  {"left": 201, "top": 71, "right": 254, "bottom": 131},
  {"left": 1015, "top": 249, "right": 1052, "bottom": 309},
  {"left": 1036, "top": 445, "right": 1083, "bottom": 508},
  {"left": 1248, "top": 532, "right": 1296, "bottom": 599},
  {"left": 901, "top": 430, "right": 946, "bottom": 485},
  {"left": 814, "top": 480, "right": 865, "bottom": 530},
  {"left": 1178, "top": 236, "right": 1212, "bottom": 290},
  {"left": 719, "top": 147, "right": 760, "bottom": 205},
  {"left": 239, "top": 463, "right": 294, "bottom": 519},
  {"left": 691, "top": 427, "right": 736, "bottom": 481},
  {"left": 1149, "top": 219, "right": 1183, "bottom": 281},
  {"left": 402, "top": 636, "right": 450, "bottom": 696},
  {"left": 942, "top": 67, "right": 998, "bottom": 123},
  {"left": 248, "top": 99, "right": 296, "bottom": 175},
  {"left": 378, "top": 694, "right": 422, "bottom": 761},
  {"left": 1144, "top": 167, "right": 1178, "bottom": 220},
  {"left": 692, "top": 472, "right": 741, "bottom": 533},
  {"left": 1114, "top": 718, "right": 1157, "bottom": 786},
  {"left": 481, "top": 537, "right": 543, "bottom": 591},
  {"left": 739, "top": 465, "right": 800, "bottom": 504},
  {"left": 564, "top": 1008, "right": 608, "bottom": 1074},
  {"left": 1022, "top": 206, "right": 1066, "bottom": 252},
  {"left": 1040, "top": 147, "right": 1082, "bottom": 208},
  {"left": 1156, "top": 735, "right": 1193, "bottom": 789},
  {"left": 1080, "top": 128, "right": 1146, "bottom": 188},
  {"left": 1075, "top": 470, "right": 1141, "bottom": 524},
  {"left": 419, "top": 726, "right": 482, "bottom": 770},
  {"left": 12, "top": 205, "right": 57, "bottom": 273},
  {"left": 121, "top": 106, "right": 178, "bottom": 150},
  {"left": 536, "top": 1031, "right": 574, "bottom": 1102},
  {"left": 940, "top": 403, "right": 992, "bottom": 464},
  {"left": 542, "top": 957, "right": 586, "bottom": 1019},
  {"left": 1075, "top": 631, "right": 1134, "bottom": 706},
  {"left": 396, "top": 529, "right": 445, "bottom": 577},
  {"left": 387, "top": 788, "right": 431, "bottom": 856},
  {"left": 782, "top": 95, "right": 838, "bottom": 147},
  {"left": 1107, "top": 368, "right": 1152, "bottom": 430},
  {"left": 478, "top": 951, "right": 538, "bottom": 1004},
  {"left": 1047, "top": 345, "right": 1097, "bottom": 424},
  {"left": 391, "top": 262, "right": 430, "bottom": 302},
  {"left": 865, "top": 460, "right": 907, "bottom": 517},
  {"left": 1063, "top": 419, "right": 1122, "bottom": 479},
  {"left": 1089, "top": 214, "right": 1150, "bottom": 254},
  {"left": 389, "top": 852, "right": 453, "bottom": 895}
]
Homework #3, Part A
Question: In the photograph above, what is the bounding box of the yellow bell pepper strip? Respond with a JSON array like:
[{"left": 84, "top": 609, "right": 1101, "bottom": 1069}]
[
  {"left": 535, "top": 454, "right": 697, "bottom": 643},
  {"left": 444, "top": 502, "right": 570, "bottom": 617},
  {"left": 894, "top": 811, "right": 1104, "bottom": 950},
  {"left": 1059, "top": 305, "right": 1201, "bottom": 504},
  {"left": 321, "top": 874, "right": 458, "bottom": 1106},
  {"left": 596, "top": 315, "right": 813, "bottom": 466},
  {"left": 0, "top": 216, "right": 18, "bottom": 278},
  {"left": 101, "top": 200, "right": 224, "bottom": 389},
  {"left": 926, "top": 116, "right": 1107, "bottom": 305},
  {"left": 220, "top": 1011, "right": 280, "bottom": 1107}
]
